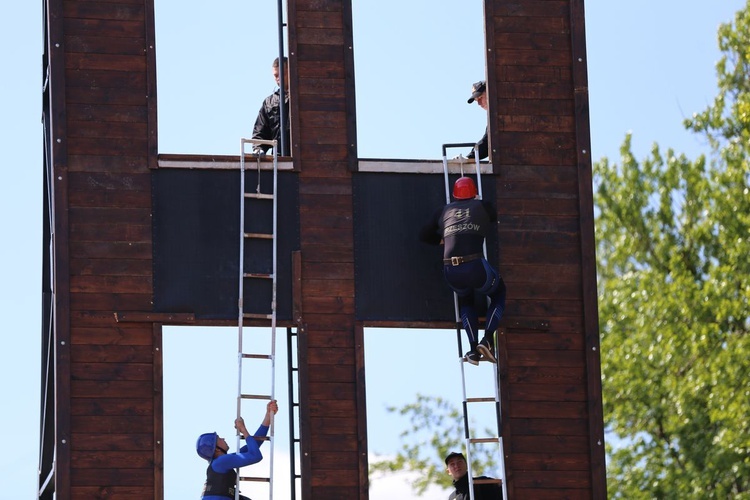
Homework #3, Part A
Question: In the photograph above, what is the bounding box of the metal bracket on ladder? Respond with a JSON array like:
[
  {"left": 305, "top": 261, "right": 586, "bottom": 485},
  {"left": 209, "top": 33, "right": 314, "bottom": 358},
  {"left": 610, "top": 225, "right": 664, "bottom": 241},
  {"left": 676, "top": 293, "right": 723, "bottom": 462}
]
[
  {"left": 441, "top": 143, "right": 509, "bottom": 500},
  {"left": 236, "top": 138, "right": 279, "bottom": 500}
]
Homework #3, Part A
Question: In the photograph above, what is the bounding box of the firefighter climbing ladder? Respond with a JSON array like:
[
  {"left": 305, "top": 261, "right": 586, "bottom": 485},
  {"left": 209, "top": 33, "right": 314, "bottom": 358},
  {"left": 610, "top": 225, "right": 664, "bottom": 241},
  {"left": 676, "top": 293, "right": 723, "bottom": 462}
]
[
  {"left": 236, "top": 138, "right": 279, "bottom": 500},
  {"left": 441, "top": 144, "right": 508, "bottom": 500}
]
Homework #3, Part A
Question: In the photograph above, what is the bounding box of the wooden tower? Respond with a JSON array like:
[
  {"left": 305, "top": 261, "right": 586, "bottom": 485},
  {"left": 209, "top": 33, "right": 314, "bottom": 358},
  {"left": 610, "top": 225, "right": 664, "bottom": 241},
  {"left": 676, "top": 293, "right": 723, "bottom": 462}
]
[{"left": 40, "top": 0, "right": 605, "bottom": 498}]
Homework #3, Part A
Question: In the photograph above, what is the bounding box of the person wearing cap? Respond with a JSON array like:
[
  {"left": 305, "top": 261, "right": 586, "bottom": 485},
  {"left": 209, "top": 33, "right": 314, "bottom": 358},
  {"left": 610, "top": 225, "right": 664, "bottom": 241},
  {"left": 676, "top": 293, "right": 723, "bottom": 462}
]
[
  {"left": 445, "top": 451, "right": 502, "bottom": 500},
  {"left": 196, "top": 400, "right": 278, "bottom": 499},
  {"left": 419, "top": 176, "right": 507, "bottom": 366},
  {"left": 466, "top": 80, "right": 489, "bottom": 160}
]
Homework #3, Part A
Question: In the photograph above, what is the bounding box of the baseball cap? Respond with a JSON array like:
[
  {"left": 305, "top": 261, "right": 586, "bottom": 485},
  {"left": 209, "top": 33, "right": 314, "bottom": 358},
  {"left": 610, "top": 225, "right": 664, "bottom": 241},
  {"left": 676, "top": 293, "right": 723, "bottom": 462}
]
[
  {"left": 467, "top": 80, "right": 486, "bottom": 103},
  {"left": 445, "top": 451, "right": 466, "bottom": 465}
]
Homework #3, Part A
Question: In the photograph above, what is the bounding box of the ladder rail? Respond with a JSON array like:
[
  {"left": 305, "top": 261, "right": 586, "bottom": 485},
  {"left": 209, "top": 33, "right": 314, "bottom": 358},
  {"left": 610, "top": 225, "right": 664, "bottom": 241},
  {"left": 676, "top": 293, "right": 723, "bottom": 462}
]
[
  {"left": 286, "top": 327, "right": 301, "bottom": 500},
  {"left": 268, "top": 141, "right": 279, "bottom": 500},
  {"left": 441, "top": 143, "right": 508, "bottom": 500},
  {"left": 493, "top": 332, "right": 508, "bottom": 500},
  {"left": 236, "top": 138, "right": 279, "bottom": 500}
]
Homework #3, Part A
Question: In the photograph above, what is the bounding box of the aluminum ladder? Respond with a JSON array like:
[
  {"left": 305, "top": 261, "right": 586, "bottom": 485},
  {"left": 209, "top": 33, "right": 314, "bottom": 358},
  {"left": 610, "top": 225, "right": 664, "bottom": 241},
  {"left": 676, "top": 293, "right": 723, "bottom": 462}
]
[
  {"left": 236, "top": 138, "right": 279, "bottom": 500},
  {"left": 441, "top": 143, "right": 508, "bottom": 500}
]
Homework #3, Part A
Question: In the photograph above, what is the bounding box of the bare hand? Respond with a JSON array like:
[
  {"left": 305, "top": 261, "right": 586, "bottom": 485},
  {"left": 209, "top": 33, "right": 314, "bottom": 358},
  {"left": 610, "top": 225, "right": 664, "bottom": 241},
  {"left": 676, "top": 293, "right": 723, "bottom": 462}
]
[
  {"left": 267, "top": 400, "right": 279, "bottom": 415},
  {"left": 234, "top": 417, "right": 249, "bottom": 437}
]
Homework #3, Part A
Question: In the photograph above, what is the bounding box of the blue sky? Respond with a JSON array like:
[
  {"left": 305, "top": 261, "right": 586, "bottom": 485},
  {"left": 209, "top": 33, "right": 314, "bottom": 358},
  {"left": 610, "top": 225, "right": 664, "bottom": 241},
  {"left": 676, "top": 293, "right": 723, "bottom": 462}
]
[{"left": 1, "top": 0, "right": 744, "bottom": 498}]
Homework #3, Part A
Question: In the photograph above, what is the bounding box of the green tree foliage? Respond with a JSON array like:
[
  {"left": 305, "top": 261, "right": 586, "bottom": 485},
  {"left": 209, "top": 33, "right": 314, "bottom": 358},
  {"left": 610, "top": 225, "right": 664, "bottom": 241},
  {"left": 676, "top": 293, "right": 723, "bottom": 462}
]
[
  {"left": 595, "top": 4, "right": 750, "bottom": 498},
  {"left": 368, "top": 5, "right": 750, "bottom": 498},
  {"left": 369, "top": 394, "right": 499, "bottom": 494}
]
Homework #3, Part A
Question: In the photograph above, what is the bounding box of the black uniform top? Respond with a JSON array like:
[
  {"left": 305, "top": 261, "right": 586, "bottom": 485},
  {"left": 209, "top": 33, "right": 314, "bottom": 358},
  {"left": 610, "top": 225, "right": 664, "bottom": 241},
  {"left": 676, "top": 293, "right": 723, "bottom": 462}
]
[
  {"left": 467, "top": 126, "right": 488, "bottom": 160},
  {"left": 448, "top": 473, "right": 502, "bottom": 500},
  {"left": 419, "top": 198, "right": 496, "bottom": 259},
  {"left": 202, "top": 463, "right": 236, "bottom": 498},
  {"left": 251, "top": 89, "right": 290, "bottom": 156}
]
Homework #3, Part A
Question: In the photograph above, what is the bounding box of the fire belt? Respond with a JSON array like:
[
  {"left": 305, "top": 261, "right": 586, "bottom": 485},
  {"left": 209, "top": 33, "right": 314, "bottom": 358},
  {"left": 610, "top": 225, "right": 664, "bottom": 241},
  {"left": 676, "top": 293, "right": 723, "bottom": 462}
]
[{"left": 443, "top": 253, "right": 483, "bottom": 266}]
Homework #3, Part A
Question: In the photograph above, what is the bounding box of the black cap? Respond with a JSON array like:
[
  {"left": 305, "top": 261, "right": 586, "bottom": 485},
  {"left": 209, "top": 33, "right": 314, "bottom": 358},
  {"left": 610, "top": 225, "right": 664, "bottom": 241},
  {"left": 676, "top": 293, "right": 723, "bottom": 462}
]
[
  {"left": 467, "top": 80, "right": 486, "bottom": 103},
  {"left": 445, "top": 451, "right": 466, "bottom": 465}
]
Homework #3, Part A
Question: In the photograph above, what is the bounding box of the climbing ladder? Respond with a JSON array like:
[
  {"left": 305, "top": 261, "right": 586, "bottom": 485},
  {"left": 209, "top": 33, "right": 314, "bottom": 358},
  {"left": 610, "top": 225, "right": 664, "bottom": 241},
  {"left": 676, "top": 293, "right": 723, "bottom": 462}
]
[
  {"left": 236, "top": 138, "right": 279, "bottom": 500},
  {"left": 286, "top": 326, "right": 302, "bottom": 499},
  {"left": 441, "top": 143, "right": 508, "bottom": 500}
]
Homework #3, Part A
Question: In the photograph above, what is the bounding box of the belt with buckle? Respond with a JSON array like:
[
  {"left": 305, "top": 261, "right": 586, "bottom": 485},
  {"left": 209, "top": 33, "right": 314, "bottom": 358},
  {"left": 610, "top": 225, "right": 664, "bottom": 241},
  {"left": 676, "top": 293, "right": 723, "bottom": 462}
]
[{"left": 444, "top": 253, "right": 483, "bottom": 266}]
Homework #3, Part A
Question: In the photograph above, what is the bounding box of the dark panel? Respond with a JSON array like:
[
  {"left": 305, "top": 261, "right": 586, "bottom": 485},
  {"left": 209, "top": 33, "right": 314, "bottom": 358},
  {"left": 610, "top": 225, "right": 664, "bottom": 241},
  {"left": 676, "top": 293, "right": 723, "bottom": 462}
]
[
  {"left": 152, "top": 169, "right": 299, "bottom": 320},
  {"left": 353, "top": 173, "right": 497, "bottom": 321},
  {"left": 62, "top": 2, "right": 145, "bottom": 21},
  {"left": 64, "top": 34, "right": 146, "bottom": 55},
  {"left": 70, "top": 325, "right": 153, "bottom": 345},
  {"left": 71, "top": 450, "right": 154, "bottom": 468},
  {"left": 511, "top": 452, "right": 589, "bottom": 470},
  {"left": 66, "top": 102, "right": 148, "bottom": 123},
  {"left": 71, "top": 398, "right": 153, "bottom": 416},
  {"left": 71, "top": 433, "right": 153, "bottom": 449},
  {"left": 70, "top": 292, "right": 151, "bottom": 312},
  {"left": 70, "top": 468, "right": 154, "bottom": 486},
  {"left": 73, "top": 487, "right": 155, "bottom": 498},
  {"left": 71, "top": 345, "right": 153, "bottom": 363},
  {"left": 66, "top": 67, "right": 147, "bottom": 87}
]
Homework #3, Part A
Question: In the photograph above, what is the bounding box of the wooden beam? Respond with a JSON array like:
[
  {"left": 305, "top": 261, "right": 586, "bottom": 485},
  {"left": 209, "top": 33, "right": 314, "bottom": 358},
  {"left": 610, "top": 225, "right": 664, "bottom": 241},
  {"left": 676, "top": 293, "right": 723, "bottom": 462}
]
[{"left": 114, "top": 312, "right": 195, "bottom": 323}]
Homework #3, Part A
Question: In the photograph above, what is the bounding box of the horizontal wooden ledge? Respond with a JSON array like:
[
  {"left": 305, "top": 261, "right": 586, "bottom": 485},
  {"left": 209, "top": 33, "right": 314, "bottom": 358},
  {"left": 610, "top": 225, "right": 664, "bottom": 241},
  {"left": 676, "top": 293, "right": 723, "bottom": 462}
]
[
  {"left": 157, "top": 154, "right": 294, "bottom": 171},
  {"left": 114, "top": 312, "right": 195, "bottom": 323},
  {"left": 358, "top": 158, "right": 493, "bottom": 174},
  {"left": 360, "top": 318, "right": 550, "bottom": 330},
  {"left": 157, "top": 154, "right": 492, "bottom": 174}
]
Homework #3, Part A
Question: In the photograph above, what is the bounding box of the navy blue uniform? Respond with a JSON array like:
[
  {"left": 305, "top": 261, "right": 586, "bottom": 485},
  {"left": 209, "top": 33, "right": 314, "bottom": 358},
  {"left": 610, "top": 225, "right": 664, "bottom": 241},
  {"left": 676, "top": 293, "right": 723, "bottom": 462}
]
[{"left": 420, "top": 198, "right": 506, "bottom": 348}]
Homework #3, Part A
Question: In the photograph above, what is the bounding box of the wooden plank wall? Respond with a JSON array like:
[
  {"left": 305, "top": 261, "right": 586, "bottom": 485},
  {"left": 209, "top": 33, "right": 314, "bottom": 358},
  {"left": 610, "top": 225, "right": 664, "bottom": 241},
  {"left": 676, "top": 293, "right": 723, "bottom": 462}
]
[
  {"left": 43, "top": 0, "right": 605, "bottom": 498},
  {"left": 288, "top": 0, "right": 366, "bottom": 498},
  {"left": 48, "top": 0, "right": 160, "bottom": 497},
  {"left": 486, "top": 0, "right": 606, "bottom": 498}
]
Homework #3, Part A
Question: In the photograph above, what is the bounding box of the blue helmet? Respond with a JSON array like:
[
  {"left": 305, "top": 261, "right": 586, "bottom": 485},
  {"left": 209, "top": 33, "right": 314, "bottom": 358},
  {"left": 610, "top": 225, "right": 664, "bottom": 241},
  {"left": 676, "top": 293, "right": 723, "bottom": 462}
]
[{"left": 196, "top": 432, "right": 218, "bottom": 461}]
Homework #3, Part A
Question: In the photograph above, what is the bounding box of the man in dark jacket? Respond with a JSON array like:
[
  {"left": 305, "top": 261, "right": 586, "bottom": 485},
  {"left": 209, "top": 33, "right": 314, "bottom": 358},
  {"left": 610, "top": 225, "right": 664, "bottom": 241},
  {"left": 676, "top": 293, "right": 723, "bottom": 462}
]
[
  {"left": 466, "top": 80, "right": 488, "bottom": 160},
  {"left": 252, "top": 57, "right": 290, "bottom": 156},
  {"left": 419, "top": 176, "right": 506, "bottom": 365},
  {"left": 446, "top": 451, "right": 502, "bottom": 500}
]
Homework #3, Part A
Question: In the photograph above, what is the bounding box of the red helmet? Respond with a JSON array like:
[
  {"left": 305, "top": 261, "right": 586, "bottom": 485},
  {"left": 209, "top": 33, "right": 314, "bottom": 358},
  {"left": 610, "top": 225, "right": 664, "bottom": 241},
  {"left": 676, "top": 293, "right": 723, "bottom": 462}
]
[{"left": 453, "top": 177, "right": 477, "bottom": 200}]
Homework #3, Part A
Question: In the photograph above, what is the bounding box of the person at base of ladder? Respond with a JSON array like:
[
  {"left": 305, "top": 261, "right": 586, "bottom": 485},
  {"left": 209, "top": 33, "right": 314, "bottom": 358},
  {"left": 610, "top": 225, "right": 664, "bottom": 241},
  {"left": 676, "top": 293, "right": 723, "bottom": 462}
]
[
  {"left": 419, "top": 177, "right": 507, "bottom": 365},
  {"left": 445, "top": 451, "right": 502, "bottom": 500},
  {"left": 196, "top": 400, "right": 279, "bottom": 499}
]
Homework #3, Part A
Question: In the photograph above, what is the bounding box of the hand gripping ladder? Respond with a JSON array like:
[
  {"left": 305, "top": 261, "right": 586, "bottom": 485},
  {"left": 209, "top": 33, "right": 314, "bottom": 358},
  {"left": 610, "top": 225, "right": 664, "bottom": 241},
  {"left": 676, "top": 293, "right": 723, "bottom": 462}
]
[
  {"left": 236, "top": 138, "right": 279, "bottom": 500},
  {"left": 441, "top": 143, "right": 508, "bottom": 500}
]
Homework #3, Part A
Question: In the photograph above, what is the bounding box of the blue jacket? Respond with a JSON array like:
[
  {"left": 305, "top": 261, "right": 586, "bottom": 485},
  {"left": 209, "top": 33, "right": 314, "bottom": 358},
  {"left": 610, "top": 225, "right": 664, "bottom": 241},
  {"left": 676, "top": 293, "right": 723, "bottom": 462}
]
[{"left": 201, "top": 424, "right": 270, "bottom": 499}]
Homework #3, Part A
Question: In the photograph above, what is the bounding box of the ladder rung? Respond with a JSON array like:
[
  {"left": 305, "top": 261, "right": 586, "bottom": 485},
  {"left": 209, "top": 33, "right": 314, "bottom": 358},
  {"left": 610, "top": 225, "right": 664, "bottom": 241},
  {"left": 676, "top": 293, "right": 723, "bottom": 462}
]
[
  {"left": 244, "top": 232, "right": 274, "bottom": 239},
  {"left": 240, "top": 394, "right": 272, "bottom": 400},
  {"left": 241, "top": 353, "right": 272, "bottom": 359},
  {"left": 240, "top": 435, "right": 271, "bottom": 442},
  {"left": 244, "top": 192, "right": 274, "bottom": 200},
  {"left": 244, "top": 272, "right": 273, "bottom": 279},
  {"left": 473, "top": 478, "right": 503, "bottom": 485},
  {"left": 469, "top": 437, "right": 500, "bottom": 444},
  {"left": 239, "top": 476, "right": 271, "bottom": 483},
  {"left": 243, "top": 313, "right": 273, "bottom": 320},
  {"left": 466, "top": 397, "right": 497, "bottom": 403}
]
